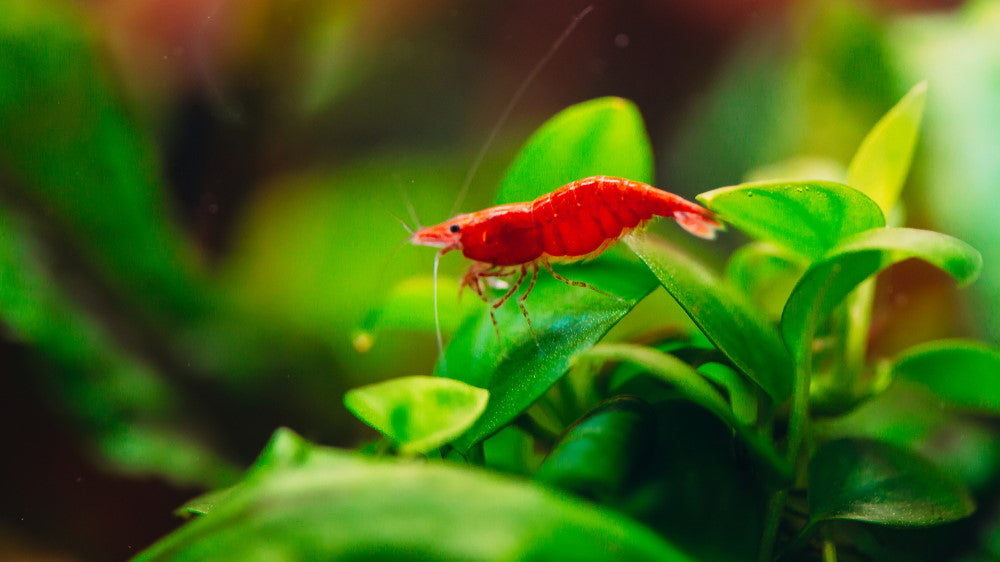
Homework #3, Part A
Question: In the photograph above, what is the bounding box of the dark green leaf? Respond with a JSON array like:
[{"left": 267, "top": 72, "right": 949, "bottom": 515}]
[
  {"left": 439, "top": 257, "right": 656, "bottom": 450},
  {"left": 809, "top": 438, "right": 974, "bottom": 526},
  {"left": 535, "top": 397, "right": 654, "bottom": 502},
  {"left": 496, "top": 97, "right": 653, "bottom": 204},
  {"left": 782, "top": 228, "right": 982, "bottom": 362},
  {"left": 626, "top": 235, "right": 793, "bottom": 401},
  {"left": 483, "top": 426, "right": 539, "bottom": 476},
  {"left": 698, "top": 180, "right": 885, "bottom": 259},
  {"left": 440, "top": 97, "right": 658, "bottom": 450},
  {"left": 344, "top": 376, "right": 489, "bottom": 454},
  {"left": 892, "top": 339, "right": 1000, "bottom": 415},
  {"left": 846, "top": 82, "right": 928, "bottom": 216},
  {"left": 139, "top": 436, "right": 692, "bottom": 562}
]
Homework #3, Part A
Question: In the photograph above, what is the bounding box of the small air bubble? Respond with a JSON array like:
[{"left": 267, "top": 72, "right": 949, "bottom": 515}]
[{"left": 614, "top": 34, "right": 630, "bottom": 49}]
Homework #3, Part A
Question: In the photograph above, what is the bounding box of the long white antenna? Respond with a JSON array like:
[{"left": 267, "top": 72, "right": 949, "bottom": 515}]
[{"left": 449, "top": 4, "right": 595, "bottom": 217}]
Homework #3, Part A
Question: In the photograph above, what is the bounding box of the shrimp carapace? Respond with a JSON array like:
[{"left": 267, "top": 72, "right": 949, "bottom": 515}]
[{"left": 410, "top": 175, "right": 722, "bottom": 339}]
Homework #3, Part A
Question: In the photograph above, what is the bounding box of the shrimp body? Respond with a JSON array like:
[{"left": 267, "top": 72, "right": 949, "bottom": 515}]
[{"left": 410, "top": 176, "right": 721, "bottom": 337}]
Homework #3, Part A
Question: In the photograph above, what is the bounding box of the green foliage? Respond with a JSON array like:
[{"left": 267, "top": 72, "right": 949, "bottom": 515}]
[
  {"left": 344, "top": 376, "right": 489, "bottom": 454},
  {"left": 891, "top": 340, "right": 1000, "bottom": 415},
  {"left": 138, "top": 429, "right": 692, "bottom": 562}
]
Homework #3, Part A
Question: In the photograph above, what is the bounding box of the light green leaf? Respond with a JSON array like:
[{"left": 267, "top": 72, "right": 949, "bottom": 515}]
[
  {"left": 846, "top": 82, "right": 928, "bottom": 216},
  {"left": 698, "top": 181, "right": 885, "bottom": 259},
  {"left": 497, "top": 97, "right": 653, "bottom": 204},
  {"left": 781, "top": 228, "right": 982, "bottom": 362},
  {"left": 139, "top": 438, "right": 693, "bottom": 561},
  {"left": 627, "top": 235, "right": 793, "bottom": 402},
  {"left": 344, "top": 376, "right": 489, "bottom": 454},
  {"left": 808, "top": 438, "right": 974, "bottom": 526},
  {"left": 725, "top": 242, "right": 807, "bottom": 320},
  {"left": 892, "top": 339, "right": 1000, "bottom": 415}
]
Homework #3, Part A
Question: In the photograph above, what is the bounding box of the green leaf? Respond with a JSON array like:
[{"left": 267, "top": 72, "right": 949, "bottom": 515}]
[
  {"left": 725, "top": 242, "right": 807, "bottom": 320},
  {"left": 892, "top": 339, "right": 1000, "bottom": 415},
  {"left": 846, "top": 82, "right": 928, "bottom": 216},
  {"left": 138, "top": 439, "right": 693, "bottom": 561},
  {"left": 781, "top": 228, "right": 982, "bottom": 362},
  {"left": 439, "top": 97, "right": 658, "bottom": 450},
  {"left": 697, "top": 362, "right": 759, "bottom": 426},
  {"left": 579, "top": 344, "right": 735, "bottom": 425},
  {"left": 496, "top": 97, "right": 653, "bottom": 204},
  {"left": 808, "top": 438, "right": 974, "bottom": 526},
  {"left": 698, "top": 181, "right": 885, "bottom": 259},
  {"left": 439, "top": 257, "right": 656, "bottom": 450},
  {"left": 626, "top": 235, "right": 793, "bottom": 402},
  {"left": 344, "top": 376, "right": 489, "bottom": 454},
  {"left": 535, "top": 396, "right": 654, "bottom": 502},
  {"left": 0, "top": 0, "right": 204, "bottom": 318}
]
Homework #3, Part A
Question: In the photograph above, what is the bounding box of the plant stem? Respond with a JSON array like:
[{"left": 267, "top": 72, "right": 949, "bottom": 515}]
[
  {"left": 759, "top": 490, "right": 787, "bottom": 562},
  {"left": 786, "top": 361, "right": 811, "bottom": 465},
  {"left": 822, "top": 539, "right": 838, "bottom": 562}
]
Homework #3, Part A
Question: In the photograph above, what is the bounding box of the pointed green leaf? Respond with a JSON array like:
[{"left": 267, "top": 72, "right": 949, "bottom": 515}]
[
  {"left": 892, "top": 339, "right": 1000, "bottom": 415},
  {"left": 809, "top": 438, "right": 974, "bottom": 526},
  {"left": 344, "top": 376, "right": 489, "bottom": 454},
  {"left": 846, "top": 82, "right": 928, "bottom": 216},
  {"left": 627, "top": 235, "right": 793, "bottom": 402},
  {"left": 497, "top": 97, "right": 653, "bottom": 203},
  {"left": 139, "top": 440, "right": 693, "bottom": 561},
  {"left": 781, "top": 228, "right": 982, "bottom": 362},
  {"left": 698, "top": 181, "right": 885, "bottom": 259}
]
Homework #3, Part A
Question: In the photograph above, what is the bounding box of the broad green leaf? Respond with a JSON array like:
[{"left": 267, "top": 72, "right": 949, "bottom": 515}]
[
  {"left": 344, "top": 376, "right": 488, "bottom": 454},
  {"left": 535, "top": 397, "right": 654, "bottom": 502},
  {"left": 781, "top": 228, "right": 982, "bottom": 362},
  {"left": 819, "top": 383, "right": 1000, "bottom": 491},
  {"left": 626, "top": 235, "right": 793, "bottom": 402},
  {"left": 439, "top": 97, "right": 658, "bottom": 450},
  {"left": 698, "top": 181, "right": 885, "bottom": 259},
  {"left": 483, "top": 426, "right": 540, "bottom": 476},
  {"left": 496, "top": 97, "right": 653, "bottom": 203},
  {"left": 846, "top": 82, "right": 928, "bottom": 216},
  {"left": 892, "top": 339, "right": 1000, "bottom": 415},
  {"left": 439, "top": 257, "right": 656, "bottom": 450},
  {"left": 0, "top": 0, "right": 205, "bottom": 318},
  {"left": 697, "top": 362, "right": 759, "bottom": 426},
  {"left": 138, "top": 439, "right": 692, "bottom": 562},
  {"left": 725, "top": 242, "right": 807, "bottom": 320},
  {"left": 808, "top": 438, "right": 974, "bottom": 526}
]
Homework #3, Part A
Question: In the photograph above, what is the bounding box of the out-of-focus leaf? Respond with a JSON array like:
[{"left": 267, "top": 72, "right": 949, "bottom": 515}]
[
  {"left": 535, "top": 397, "right": 654, "bottom": 503},
  {"left": 139, "top": 435, "right": 693, "bottom": 562},
  {"left": 439, "top": 97, "right": 658, "bottom": 450},
  {"left": 697, "top": 362, "right": 759, "bottom": 426},
  {"left": 782, "top": 228, "right": 982, "bottom": 362},
  {"left": 496, "top": 97, "right": 653, "bottom": 204},
  {"left": 698, "top": 181, "right": 885, "bottom": 259},
  {"left": 725, "top": 242, "right": 807, "bottom": 320},
  {"left": 846, "top": 82, "right": 927, "bottom": 216},
  {"left": 0, "top": 210, "right": 237, "bottom": 487},
  {"left": 808, "top": 438, "right": 974, "bottom": 526},
  {"left": 626, "top": 235, "right": 792, "bottom": 402},
  {"left": 344, "top": 376, "right": 488, "bottom": 454},
  {"left": 891, "top": 339, "right": 1000, "bottom": 415},
  {"left": 819, "top": 383, "right": 1000, "bottom": 491},
  {"left": 353, "top": 275, "right": 479, "bottom": 352},
  {"left": 743, "top": 156, "right": 847, "bottom": 183},
  {"left": 483, "top": 426, "right": 539, "bottom": 477},
  {"left": 0, "top": 0, "right": 204, "bottom": 318}
]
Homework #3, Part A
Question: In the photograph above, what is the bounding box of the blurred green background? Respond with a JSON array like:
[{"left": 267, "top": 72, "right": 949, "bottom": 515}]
[{"left": 1, "top": 0, "right": 997, "bottom": 559}]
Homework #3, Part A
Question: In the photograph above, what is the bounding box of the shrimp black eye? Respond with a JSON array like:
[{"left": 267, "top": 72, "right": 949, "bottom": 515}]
[{"left": 449, "top": 224, "right": 461, "bottom": 233}]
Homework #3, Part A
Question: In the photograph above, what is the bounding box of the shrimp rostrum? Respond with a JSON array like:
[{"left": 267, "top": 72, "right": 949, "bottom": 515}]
[{"left": 410, "top": 175, "right": 722, "bottom": 337}]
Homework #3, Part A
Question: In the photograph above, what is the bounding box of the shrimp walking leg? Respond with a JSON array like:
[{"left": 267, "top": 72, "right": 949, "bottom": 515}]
[{"left": 542, "top": 260, "right": 624, "bottom": 302}]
